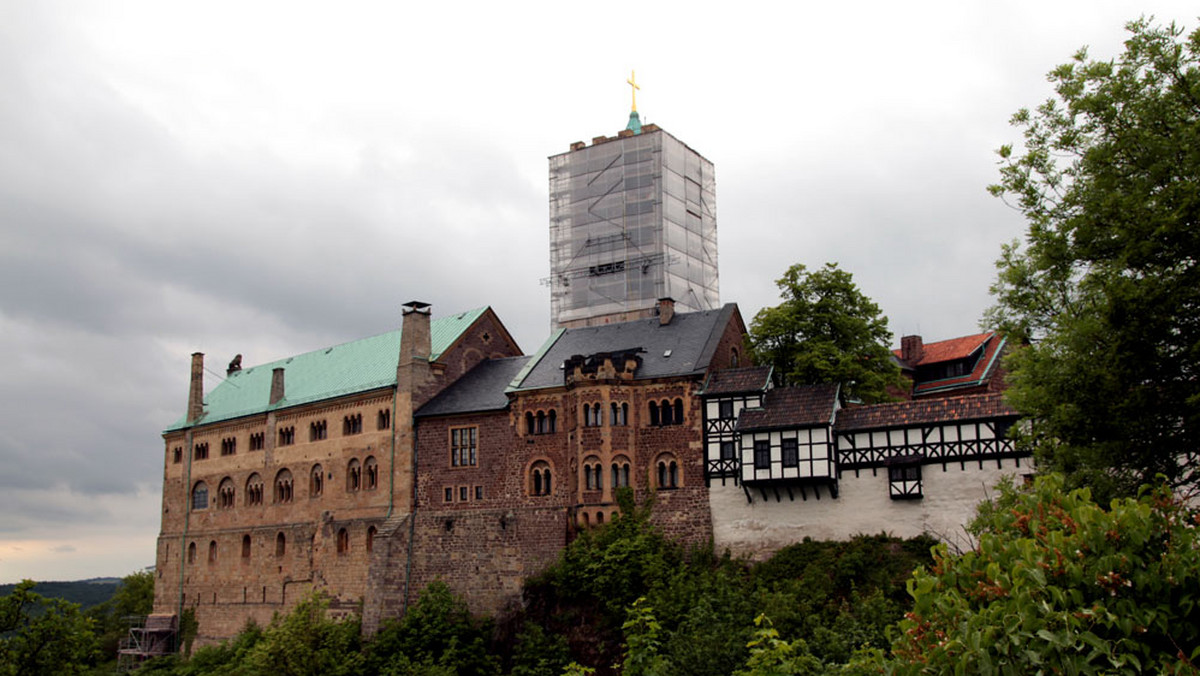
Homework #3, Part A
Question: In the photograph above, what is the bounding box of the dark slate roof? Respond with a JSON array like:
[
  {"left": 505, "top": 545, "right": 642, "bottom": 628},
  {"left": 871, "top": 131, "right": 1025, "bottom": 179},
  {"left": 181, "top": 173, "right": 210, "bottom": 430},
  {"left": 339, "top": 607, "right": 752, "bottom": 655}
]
[
  {"left": 416, "top": 356, "right": 530, "bottom": 418},
  {"left": 737, "top": 384, "right": 840, "bottom": 431},
  {"left": 508, "top": 304, "right": 738, "bottom": 391},
  {"left": 701, "top": 366, "right": 773, "bottom": 396},
  {"left": 834, "top": 393, "right": 1017, "bottom": 431}
]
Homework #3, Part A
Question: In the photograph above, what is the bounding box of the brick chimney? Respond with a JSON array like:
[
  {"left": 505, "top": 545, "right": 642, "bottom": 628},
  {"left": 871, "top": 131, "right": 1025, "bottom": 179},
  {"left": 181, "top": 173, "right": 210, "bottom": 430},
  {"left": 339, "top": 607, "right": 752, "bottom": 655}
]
[
  {"left": 900, "top": 335, "right": 924, "bottom": 364},
  {"left": 269, "top": 367, "right": 285, "bottom": 405},
  {"left": 187, "top": 352, "right": 204, "bottom": 423},
  {"left": 398, "top": 301, "right": 433, "bottom": 395},
  {"left": 657, "top": 297, "right": 675, "bottom": 326}
]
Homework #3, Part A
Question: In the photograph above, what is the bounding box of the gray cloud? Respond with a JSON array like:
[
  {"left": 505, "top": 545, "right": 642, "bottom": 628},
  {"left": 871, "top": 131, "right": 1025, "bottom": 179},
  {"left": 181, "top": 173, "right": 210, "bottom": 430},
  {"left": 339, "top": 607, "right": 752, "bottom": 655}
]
[{"left": 1, "top": 0, "right": 1194, "bottom": 582}]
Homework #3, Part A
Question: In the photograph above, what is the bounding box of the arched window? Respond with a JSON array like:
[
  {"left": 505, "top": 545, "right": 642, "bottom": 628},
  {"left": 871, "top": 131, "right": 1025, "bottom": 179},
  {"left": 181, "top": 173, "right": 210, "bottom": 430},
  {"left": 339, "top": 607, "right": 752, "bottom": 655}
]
[
  {"left": 525, "top": 412, "right": 535, "bottom": 435},
  {"left": 611, "top": 456, "right": 631, "bottom": 488},
  {"left": 242, "top": 534, "right": 251, "bottom": 559},
  {"left": 218, "top": 477, "right": 236, "bottom": 509},
  {"left": 191, "top": 481, "right": 209, "bottom": 511},
  {"left": 581, "top": 512, "right": 590, "bottom": 527},
  {"left": 275, "top": 532, "right": 286, "bottom": 558},
  {"left": 548, "top": 409, "right": 557, "bottom": 433},
  {"left": 208, "top": 540, "right": 217, "bottom": 564},
  {"left": 343, "top": 413, "right": 363, "bottom": 436},
  {"left": 659, "top": 399, "right": 671, "bottom": 425},
  {"left": 648, "top": 401, "right": 660, "bottom": 426},
  {"left": 310, "top": 464, "right": 324, "bottom": 498},
  {"left": 530, "top": 461, "right": 552, "bottom": 496},
  {"left": 336, "top": 528, "right": 349, "bottom": 554},
  {"left": 364, "top": 456, "right": 379, "bottom": 490},
  {"left": 596, "top": 512, "right": 605, "bottom": 524},
  {"left": 274, "top": 469, "right": 294, "bottom": 504},
  {"left": 347, "top": 458, "right": 362, "bottom": 492},
  {"left": 536, "top": 411, "right": 547, "bottom": 434},
  {"left": 656, "top": 454, "right": 680, "bottom": 489},
  {"left": 246, "top": 473, "right": 264, "bottom": 506},
  {"left": 584, "top": 457, "right": 602, "bottom": 491},
  {"left": 674, "top": 398, "right": 684, "bottom": 425},
  {"left": 610, "top": 402, "right": 628, "bottom": 426},
  {"left": 187, "top": 541, "right": 196, "bottom": 564},
  {"left": 367, "top": 526, "right": 376, "bottom": 553},
  {"left": 730, "top": 348, "right": 740, "bottom": 367},
  {"left": 377, "top": 409, "right": 391, "bottom": 430}
]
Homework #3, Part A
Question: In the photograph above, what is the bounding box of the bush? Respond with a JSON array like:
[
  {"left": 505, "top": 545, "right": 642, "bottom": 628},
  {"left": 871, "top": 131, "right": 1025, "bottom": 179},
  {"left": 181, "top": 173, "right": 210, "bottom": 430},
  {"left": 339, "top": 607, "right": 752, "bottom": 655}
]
[{"left": 864, "top": 474, "right": 1200, "bottom": 674}]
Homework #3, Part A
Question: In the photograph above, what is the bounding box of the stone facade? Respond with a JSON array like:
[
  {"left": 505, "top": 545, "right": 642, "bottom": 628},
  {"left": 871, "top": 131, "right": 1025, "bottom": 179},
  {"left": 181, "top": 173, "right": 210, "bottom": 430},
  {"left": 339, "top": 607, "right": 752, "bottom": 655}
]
[{"left": 155, "top": 298, "right": 1029, "bottom": 645}]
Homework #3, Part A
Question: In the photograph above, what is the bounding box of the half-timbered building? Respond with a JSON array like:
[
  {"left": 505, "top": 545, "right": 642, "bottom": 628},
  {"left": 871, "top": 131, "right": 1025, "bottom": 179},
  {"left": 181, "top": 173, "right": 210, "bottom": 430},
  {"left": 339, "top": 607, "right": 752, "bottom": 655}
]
[{"left": 703, "top": 375, "right": 1029, "bottom": 558}]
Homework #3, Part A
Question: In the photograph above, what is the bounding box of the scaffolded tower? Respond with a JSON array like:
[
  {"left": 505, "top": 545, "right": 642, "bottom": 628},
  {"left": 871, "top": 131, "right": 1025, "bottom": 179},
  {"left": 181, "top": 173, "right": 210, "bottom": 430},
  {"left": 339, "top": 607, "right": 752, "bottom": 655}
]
[{"left": 548, "top": 74, "right": 718, "bottom": 328}]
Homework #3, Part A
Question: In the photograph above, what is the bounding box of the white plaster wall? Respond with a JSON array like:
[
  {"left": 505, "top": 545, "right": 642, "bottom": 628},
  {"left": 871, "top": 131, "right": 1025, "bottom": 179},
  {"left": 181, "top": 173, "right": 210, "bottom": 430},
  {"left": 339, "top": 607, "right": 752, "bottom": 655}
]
[{"left": 709, "top": 457, "right": 1030, "bottom": 559}]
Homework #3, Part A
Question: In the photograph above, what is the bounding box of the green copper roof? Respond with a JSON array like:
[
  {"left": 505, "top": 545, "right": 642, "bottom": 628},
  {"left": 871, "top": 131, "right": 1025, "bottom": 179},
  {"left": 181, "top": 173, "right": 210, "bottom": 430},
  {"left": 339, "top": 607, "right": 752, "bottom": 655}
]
[
  {"left": 166, "top": 307, "right": 488, "bottom": 431},
  {"left": 626, "top": 110, "right": 642, "bottom": 135}
]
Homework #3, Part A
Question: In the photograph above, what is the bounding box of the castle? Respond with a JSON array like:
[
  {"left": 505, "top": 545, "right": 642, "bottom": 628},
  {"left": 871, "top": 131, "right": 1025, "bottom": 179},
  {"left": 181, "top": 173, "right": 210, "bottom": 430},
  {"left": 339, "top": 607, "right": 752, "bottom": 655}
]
[{"left": 152, "top": 113, "right": 1028, "bottom": 643}]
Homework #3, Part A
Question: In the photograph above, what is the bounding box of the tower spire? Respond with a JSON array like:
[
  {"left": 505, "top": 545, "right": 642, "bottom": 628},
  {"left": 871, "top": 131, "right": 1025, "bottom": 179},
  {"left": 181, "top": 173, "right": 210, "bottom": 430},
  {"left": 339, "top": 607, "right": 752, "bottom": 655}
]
[{"left": 625, "top": 70, "right": 642, "bottom": 135}]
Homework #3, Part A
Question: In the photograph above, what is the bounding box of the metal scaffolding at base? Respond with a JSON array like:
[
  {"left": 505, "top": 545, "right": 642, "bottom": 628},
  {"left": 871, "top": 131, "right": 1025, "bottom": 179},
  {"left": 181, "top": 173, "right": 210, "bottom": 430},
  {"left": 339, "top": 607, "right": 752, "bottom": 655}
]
[{"left": 117, "top": 613, "right": 177, "bottom": 671}]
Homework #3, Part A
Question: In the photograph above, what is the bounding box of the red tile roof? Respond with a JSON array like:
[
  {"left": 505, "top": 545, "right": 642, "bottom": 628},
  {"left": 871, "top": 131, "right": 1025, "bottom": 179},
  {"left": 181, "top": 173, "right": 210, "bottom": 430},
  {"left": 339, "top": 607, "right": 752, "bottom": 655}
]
[
  {"left": 894, "top": 332, "right": 993, "bottom": 366},
  {"left": 702, "top": 366, "right": 773, "bottom": 395},
  {"left": 834, "top": 393, "right": 1017, "bottom": 431},
  {"left": 737, "top": 384, "right": 839, "bottom": 431},
  {"left": 912, "top": 334, "right": 1006, "bottom": 396}
]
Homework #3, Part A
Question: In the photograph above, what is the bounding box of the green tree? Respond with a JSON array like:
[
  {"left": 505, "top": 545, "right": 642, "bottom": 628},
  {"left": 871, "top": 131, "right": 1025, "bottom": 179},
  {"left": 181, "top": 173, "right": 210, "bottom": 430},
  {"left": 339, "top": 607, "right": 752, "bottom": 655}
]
[
  {"left": 366, "top": 581, "right": 499, "bottom": 676},
  {"left": 986, "top": 18, "right": 1200, "bottom": 500},
  {"left": 858, "top": 474, "right": 1200, "bottom": 674},
  {"left": 749, "top": 263, "right": 901, "bottom": 403},
  {"left": 88, "top": 569, "right": 156, "bottom": 661},
  {"left": 0, "top": 580, "right": 96, "bottom": 675},
  {"left": 241, "top": 591, "right": 363, "bottom": 676}
]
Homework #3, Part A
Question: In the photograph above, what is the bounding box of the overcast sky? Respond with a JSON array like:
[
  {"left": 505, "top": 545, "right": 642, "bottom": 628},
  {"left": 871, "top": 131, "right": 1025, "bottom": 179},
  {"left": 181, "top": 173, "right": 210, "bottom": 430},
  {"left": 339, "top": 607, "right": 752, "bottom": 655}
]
[{"left": 2, "top": 1, "right": 1195, "bottom": 583}]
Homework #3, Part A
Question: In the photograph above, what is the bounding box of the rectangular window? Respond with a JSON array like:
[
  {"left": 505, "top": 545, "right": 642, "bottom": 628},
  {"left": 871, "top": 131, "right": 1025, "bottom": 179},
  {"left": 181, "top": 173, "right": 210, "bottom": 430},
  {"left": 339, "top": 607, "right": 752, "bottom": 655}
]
[
  {"left": 753, "top": 440, "right": 770, "bottom": 470},
  {"left": 718, "top": 400, "right": 734, "bottom": 419},
  {"left": 888, "top": 462, "right": 924, "bottom": 500},
  {"left": 459, "top": 486, "right": 468, "bottom": 501},
  {"left": 474, "top": 486, "right": 483, "bottom": 500},
  {"left": 720, "top": 441, "right": 737, "bottom": 460},
  {"left": 444, "top": 487, "right": 453, "bottom": 503},
  {"left": 450, "top": 427, "right": 477, "bottom": 467},
  {"left": 781, "top": 439, "right": 799, "bottom": 468}
]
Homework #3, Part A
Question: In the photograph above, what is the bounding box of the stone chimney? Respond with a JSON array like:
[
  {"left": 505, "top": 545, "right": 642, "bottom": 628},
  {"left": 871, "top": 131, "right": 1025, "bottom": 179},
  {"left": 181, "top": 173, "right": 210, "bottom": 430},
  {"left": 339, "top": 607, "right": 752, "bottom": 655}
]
[
  {"left": 187, "top": 352, "right": 204, "bottom": 423},
  {"left": 657, "top": 297, "right": 675, "bottom": 326},
  {"left": 900, "top": 335, "right": 924, "bottom": 364},
  {"left": 269, "top": 367, "right": 286, "bottom": 405},
  {"left": 398, "top": 301, "right": 433, "bottom": 396}
]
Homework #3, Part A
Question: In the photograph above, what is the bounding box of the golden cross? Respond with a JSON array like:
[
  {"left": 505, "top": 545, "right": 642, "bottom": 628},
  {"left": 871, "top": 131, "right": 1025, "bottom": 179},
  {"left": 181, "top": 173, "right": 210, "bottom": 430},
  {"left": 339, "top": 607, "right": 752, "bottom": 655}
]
[{"left": 627, "top": 70, "right": 640, "bottom": 113}]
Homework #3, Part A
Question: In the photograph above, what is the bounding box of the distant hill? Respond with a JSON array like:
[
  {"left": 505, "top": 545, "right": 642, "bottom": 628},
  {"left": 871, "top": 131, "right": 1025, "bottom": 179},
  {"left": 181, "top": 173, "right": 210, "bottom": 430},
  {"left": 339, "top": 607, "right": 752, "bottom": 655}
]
[{"left": 0, "top": 578, "right": 122, "bottom": 610}]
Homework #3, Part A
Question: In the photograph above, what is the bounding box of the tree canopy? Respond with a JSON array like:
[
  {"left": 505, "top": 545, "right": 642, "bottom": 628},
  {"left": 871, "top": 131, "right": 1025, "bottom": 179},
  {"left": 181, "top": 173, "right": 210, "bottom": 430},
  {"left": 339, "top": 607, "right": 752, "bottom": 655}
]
[
  {"left": 986, "top": 18, "right": 1200, "bottom": 501},
  {"left": 858, "top": 474, "right": 1200, "bottom": 674},
  {"left": 748, "top": 262, "right": 901, "bottom": 403}
]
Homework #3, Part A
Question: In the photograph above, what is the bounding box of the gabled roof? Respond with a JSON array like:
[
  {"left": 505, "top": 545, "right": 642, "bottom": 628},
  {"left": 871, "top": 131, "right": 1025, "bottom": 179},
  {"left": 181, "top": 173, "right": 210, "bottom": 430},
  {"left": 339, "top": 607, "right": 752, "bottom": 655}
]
[
  {"left": 736, "top": 384, "right": 840, "bottom": 432},
  {"left": 894, "top": 331, "right": 1007, "bottom": 396},
  {"left": 508, "top": 304, "right": 739, "bottom": 392},
  {"left": 416, "top": 357, "right": 530, "bottom": 418},
  {"left": 700, "top": 366, "right": 773, "bottom": 396},
  {"left": 834, "top": 392, "right": 1017, "bottom": 431},
  {"left": 896, "top": 332, "right": 993, "bottom": 366},
  {"left": 167, "top": 307, "right": 489, "bottom": 431}
]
